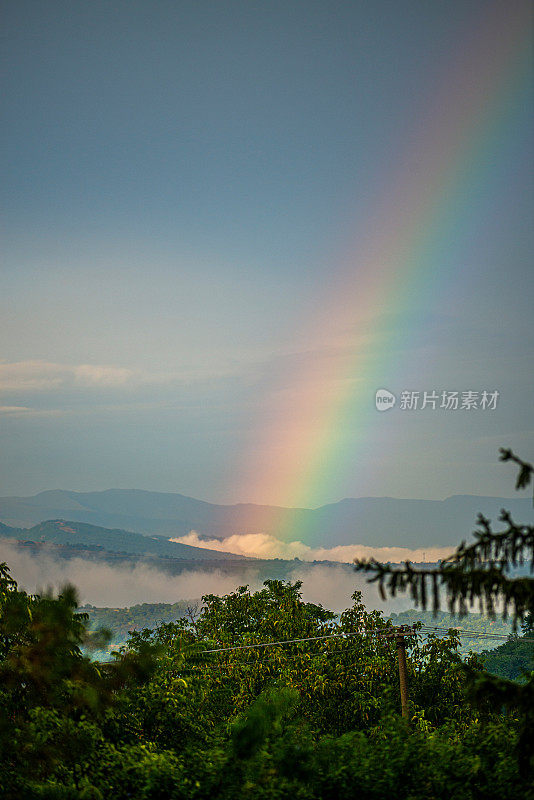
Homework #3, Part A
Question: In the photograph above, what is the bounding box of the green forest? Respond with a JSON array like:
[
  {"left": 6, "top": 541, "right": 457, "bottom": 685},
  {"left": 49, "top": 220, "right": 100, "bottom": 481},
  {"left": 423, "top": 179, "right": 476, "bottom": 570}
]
[
  {"left": 82, "top": 602, "right": 517, "bottom": 659},
  {"left": 1, "top": 450, "right": 533, "bottom": 799},
  {"left": 1, "top": 576, "right": 533, "bottom": 799}
]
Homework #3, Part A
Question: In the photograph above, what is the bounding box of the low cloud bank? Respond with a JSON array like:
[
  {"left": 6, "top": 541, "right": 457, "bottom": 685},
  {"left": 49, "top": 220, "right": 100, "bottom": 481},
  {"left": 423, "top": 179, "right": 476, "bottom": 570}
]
[
  {"left": 0, "top": 542, "right": 416, "bottom": 614},
  {"left": 171, "top": 531, "right": 453, "bottom": 564},
  {"left": 0, "top": 541, "right": 258, "bottom": 607},
  {"left": 287, "top": 564, "right": 414, "bottom": 614}
]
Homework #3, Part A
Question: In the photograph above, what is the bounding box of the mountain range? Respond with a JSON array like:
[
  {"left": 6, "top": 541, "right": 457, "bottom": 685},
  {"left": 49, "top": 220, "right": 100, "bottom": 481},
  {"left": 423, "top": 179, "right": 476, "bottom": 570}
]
[
  {"left": 0, "top": 489, "right": 531, "bottom": 548},
  {"left": 0, "top": 518, "right": 245, "bottom": 561}
]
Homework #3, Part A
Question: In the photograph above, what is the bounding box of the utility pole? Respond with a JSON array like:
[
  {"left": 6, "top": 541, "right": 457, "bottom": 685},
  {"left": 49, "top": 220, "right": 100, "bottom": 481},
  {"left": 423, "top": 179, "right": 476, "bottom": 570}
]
[
  {"left": 395, "top": 628, "right": 410, "bottom": 720},
  {"left": 382, "top": 625, "right": 414, "bottom": 721}
]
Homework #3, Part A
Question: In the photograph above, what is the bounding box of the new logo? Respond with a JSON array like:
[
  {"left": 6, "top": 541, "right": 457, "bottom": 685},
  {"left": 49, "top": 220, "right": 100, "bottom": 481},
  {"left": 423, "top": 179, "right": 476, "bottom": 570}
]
[{"left": 375, "top": 389, "right": 396, "bottom": 411}]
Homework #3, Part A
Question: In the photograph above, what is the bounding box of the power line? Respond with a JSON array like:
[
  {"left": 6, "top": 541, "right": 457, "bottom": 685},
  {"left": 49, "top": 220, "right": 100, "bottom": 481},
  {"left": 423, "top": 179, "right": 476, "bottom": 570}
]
[
  {"left": 419, "top": 625, "right": 534, "bottom": 641},
  {"left": 192, "top": 636, "right": 532, "bottom": 671},
  {"left": 197, "top": 630, "right": 368, "bottom": 655},
  {"left": 194, "top": 626, "right": 533, "bottom": 658},
  {"left": 180, "top": 624, "right": 533, "bottom": 717},
  {"left": 189, "top": 648, "right": 363, "bottom": 671}
]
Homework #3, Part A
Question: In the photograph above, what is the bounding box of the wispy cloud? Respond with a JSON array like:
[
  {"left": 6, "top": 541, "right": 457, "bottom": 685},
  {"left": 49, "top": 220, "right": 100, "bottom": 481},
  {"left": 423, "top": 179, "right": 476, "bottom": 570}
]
[
  {"left": 0, "top": 361, "right": 66, "bottom": 391},
  {"left": 0, "top": 360, "right": 138, "bottom": 392},
  {"left": 72, "top": 364, "right": 136, "bottom": 387},
  {"left": 0, "top": 359, "right": 253, "bottom": 395},
  {"left": 0, "top": 405, "right": 32, "bottom": 414},
  {"left": 0, "top": 405, "right": 63, "bottom": 418},
  {"left": 171, "top": 531, "right": 454, "bottom": 564}
]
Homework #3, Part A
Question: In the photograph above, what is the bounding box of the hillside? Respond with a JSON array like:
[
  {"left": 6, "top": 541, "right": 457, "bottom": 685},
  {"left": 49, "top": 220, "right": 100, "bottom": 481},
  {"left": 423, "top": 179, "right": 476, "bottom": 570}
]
[
  {"left": 0, "top": 518, "right": 247, "bottom": 561},
  {"left": 0, "top": 488, "right": 531, "bottom": 548},
  {"left": 80, "top": 601, "right": 193, "bottom": 646},
  {"left": 0, "top": 530, "right": 365, "bottom": 591}
]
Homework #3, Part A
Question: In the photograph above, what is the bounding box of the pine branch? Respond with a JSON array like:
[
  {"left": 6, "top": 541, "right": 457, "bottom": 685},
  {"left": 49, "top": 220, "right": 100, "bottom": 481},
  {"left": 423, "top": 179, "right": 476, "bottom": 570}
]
[
  {"left": 500, "top": 448, "right": 534, "bottom": 502},
  {"left": 354, "top": 451, "right": 534, "bottom": 626}
]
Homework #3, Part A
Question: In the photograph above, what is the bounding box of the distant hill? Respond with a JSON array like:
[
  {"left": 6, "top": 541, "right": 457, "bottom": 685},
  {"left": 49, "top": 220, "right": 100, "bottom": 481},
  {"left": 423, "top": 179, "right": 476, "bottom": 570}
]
[
  {"left": 0, "top": 518, "right": 247, "bottom": 561},
  {"left": 80, "top": 601, "right": 192, "bottom": 648},
  {"left": 0, "top": 488, "right": 531, "bottom": 548},
  {"left": 0, "top": 529, "right": 367, "bottom": 599},
  {"left": 0, "top": 520, "right": 22, "bottom": 537}
]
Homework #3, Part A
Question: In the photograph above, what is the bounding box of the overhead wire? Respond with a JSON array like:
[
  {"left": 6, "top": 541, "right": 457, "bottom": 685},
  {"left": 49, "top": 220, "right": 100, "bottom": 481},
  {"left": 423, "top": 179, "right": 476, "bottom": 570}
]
[
  {"left": 162, "top": 625, "right": 534, "bottom": 680},
  {"left": 196, "top": 630, "right": 368, "bottom": 655},
  {"left": 419, "top": 625, "right": 534, "bottom": 641},
  {"left": 193, "top": 626, "right": 533, "bottom": 660}
]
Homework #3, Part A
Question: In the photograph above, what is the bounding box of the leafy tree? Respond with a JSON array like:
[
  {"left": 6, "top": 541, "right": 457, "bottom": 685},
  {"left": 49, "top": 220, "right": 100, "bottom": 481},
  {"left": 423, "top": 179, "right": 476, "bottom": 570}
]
[
  {"left": 2, "top": 451, "right": 533, "bottom": 797},
  {"left": 1, "top": 561, "right": 532, "bottom": 798},
  {"left": 0, "top": 564, "right": 156, "bottom": 799},
  {"left": 480, "top": 616, "right": 534, "bottom": 681},
  {"left": 354, "top": 448, "right": 534, "bottom": 776}
]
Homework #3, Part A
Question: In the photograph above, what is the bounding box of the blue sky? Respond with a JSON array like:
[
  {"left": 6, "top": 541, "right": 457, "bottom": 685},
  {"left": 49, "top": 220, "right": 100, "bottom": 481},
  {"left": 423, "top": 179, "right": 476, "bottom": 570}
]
[{"left": 1, "top": 0, "right": 533, "bottom": 504}]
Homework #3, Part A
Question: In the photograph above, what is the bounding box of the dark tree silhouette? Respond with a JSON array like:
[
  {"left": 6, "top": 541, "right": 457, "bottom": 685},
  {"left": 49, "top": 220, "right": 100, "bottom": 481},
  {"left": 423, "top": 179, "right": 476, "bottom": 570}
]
[
  {"left": 354, "top": 449, "right": 534, "bottom": 776},
  {"left": 354, "top": 449, "right": 534, "bottom": 625}
]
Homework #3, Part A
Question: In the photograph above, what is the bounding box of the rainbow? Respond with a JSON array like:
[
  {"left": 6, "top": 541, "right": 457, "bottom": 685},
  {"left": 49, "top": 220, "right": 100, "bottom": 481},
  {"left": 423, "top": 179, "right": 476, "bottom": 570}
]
[{"left": 235, "top": 1, "right": 533, "bottom": 537}]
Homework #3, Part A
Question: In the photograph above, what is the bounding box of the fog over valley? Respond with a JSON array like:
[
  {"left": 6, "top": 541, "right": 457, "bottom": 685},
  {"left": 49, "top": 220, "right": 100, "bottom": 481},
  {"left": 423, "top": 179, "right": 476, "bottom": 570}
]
[{"left": 0, "top": 539, "right": 414, "bottom": 614}]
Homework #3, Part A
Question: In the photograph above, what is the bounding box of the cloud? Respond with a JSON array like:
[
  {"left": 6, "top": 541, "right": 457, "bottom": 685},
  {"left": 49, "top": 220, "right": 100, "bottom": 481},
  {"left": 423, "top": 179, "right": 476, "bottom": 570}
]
[
  {"left": 0, "top": 361, "right": 66, "bottom": 391},
  {"left": 0, "top": 405, "right": 31, "bottom": 415},
  {"left": 0, "top": 359, "right": 250, "bottom": 396},
  {"left": 0, "top": 541, "right": 413, "bottom": 615},
  {"left": 173, "top": 531, "right": 307, "bottom": 559},
  {"left": 0, "top": 360, "right": 137, "bottom": 392},
  {"left": 0, "top": 541, "right": 260, "bottom": 607},
  {"left": 171, "top": 531, "right": 454, "bottom": 564},
  {"left": 72, "top": 364, "right": 136, "bottom": 387},
  {"left": 0, "top": 405, "right": 64, "bottom": 418},
  {"left": 306, "top": 543, "right": 454, "bottom": 563}
]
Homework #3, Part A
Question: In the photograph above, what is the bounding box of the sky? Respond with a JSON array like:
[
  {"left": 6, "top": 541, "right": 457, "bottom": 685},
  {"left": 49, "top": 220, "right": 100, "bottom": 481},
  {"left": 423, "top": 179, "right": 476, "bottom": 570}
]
[{"left": 1, "top": 0, "right": 533, "bottom": 507}]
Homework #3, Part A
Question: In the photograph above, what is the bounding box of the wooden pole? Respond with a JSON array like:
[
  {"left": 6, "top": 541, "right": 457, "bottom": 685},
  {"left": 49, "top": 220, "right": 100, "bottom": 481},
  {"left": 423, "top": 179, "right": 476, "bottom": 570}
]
[{"left": 396, "top": 631, "right": 410, "bottom": 721}]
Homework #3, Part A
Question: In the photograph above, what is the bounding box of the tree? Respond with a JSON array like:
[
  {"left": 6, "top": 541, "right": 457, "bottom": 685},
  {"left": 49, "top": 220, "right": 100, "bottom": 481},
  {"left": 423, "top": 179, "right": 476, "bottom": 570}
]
[
  {"left": 354, "top": 448, "right": 534, "bottom": 776},
  {"left": 1, "top": 563, "right": 531, "bottom": 797},
  {"left": 0, "top": 564, "right": 156, "bottom": 798}
]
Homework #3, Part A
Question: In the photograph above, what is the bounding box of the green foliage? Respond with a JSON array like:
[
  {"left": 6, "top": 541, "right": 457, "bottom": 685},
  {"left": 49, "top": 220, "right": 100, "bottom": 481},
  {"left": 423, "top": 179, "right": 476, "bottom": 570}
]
[
  {"left": 1, "top": 453, "right": 533, "bottom": 796},
  {"left": 0, "top": 563, "right": 158, "bottom": 799},
  {"left": 1, "top": 565, "right": 531, "bottom": 798},
  {"left": 231, "top": 687, "right": 299, "bottom": 759},
  {"left": 355, "top": 449, "right": 534, "bottom": 778},
  {"left": 389, "top": 608, "right": 515, "bottom": 653},
  {"left": 480, "top": 633, "right": 534, "bottom": 681}
]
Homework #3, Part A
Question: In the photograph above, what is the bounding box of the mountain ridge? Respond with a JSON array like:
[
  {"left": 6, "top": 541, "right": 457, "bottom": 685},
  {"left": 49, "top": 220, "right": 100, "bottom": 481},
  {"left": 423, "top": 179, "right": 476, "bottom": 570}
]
[
  {"left": 0, "top": 488, "right": 531, "bottom": 548},
  {"left": 0, "top": 518, "right": 248, "bottom": 561}
]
